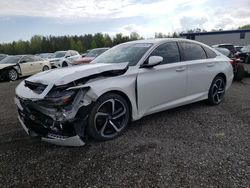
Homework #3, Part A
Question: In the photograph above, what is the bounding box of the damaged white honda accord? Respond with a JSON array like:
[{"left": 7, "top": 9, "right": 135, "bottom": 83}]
[{"left": 15, "top": 39, "right": 234, "bottom": 146}]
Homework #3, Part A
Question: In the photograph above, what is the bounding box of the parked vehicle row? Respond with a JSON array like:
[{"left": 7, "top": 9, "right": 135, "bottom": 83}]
[{"left": 0, "top": 48, "right": 110, "bottom": 81}]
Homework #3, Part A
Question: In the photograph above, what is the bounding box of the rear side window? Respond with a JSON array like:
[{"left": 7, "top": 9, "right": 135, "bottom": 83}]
[
  {"left": 20, "top": 56, "right": 34, "bottom": 63},
  {"left": 150, "top": 42, "right": 180, "bottom": 64},
  {"left": 203, "top": 46, "right": 217, "bottom": 58},
  {"left": 34, "top": 56, "right": 44, "bottom": 61},
  {"left": 180, "top": 42, "right": 207, "bottom": 61}
]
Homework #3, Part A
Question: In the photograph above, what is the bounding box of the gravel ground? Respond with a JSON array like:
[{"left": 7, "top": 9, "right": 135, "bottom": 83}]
[{"left": 0, "top": 78, "right": 249, "bottom": 187}]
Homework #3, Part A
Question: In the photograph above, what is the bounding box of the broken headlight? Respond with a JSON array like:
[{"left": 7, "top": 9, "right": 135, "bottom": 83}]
[{"left": 38, "top": 89, "right": 77, "bottom": 107}]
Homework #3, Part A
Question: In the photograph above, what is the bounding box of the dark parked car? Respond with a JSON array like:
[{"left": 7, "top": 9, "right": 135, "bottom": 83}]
[
  {"left": 237, "top": 45, "right": 250, "bottom": 64},
  {"left": 212, "top": 44, "right": 237, "bottom": 54},
  {"left": 215, "top": 47, "right": 245, "bottom": 81}
]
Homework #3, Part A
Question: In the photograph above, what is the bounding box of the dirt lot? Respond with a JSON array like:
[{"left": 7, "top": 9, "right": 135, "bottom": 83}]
[{"left": 0, "top": 78, "right": 249, "bottom": 187}]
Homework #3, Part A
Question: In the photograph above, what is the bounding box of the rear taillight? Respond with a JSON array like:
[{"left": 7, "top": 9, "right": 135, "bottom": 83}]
[{"left": 229, "top": 59, "right": 234, "bottom": 65}]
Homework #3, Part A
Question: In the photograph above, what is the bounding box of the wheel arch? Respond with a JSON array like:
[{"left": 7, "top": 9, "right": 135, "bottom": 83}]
[
  {"left": 215, "top": 72, "right": 227, "bottom": 83},
  {"left": 99, "top": 90, "right": 133, "bottom": 120}
]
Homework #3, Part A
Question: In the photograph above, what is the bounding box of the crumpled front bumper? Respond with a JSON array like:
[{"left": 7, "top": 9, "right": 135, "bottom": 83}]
[{"left": 15, "top": 97, "right": 85, "bottom": 147}]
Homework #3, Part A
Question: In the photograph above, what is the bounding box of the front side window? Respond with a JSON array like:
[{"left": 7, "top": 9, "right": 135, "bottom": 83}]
[
  {"left": 180, "top": 42, "right": 207, "bottom": 61},
  {"left": 20, "top": 56, "right": 34, "bottom": 63},
  {"left": 150, "top": 42, "right": 180, "bottom": 64}
]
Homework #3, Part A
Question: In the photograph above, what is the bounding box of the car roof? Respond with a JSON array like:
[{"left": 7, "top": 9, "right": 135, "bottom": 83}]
[
  {"left": 216, "top": 43, "right": 234, "bottom": 46},
  {"left": 122, "top": 38, "right": 213, "bottom": 47},
  {"left": 91, "top": 47, "right": 110, "bottom": 50}
]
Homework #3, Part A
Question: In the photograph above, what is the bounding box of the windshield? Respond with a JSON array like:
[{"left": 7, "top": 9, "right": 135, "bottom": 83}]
[
  {"left": 92, "top": 43, "right": 152, "bottom": 66},
  {"left": 86, "top": 49, "right": 109, "bottom": 58},
  {"left": 0, "top": 56, "right": 22, "bottom": 64},
  {"left": 50, "top": 51, "right": 66, "bottom": 58}
]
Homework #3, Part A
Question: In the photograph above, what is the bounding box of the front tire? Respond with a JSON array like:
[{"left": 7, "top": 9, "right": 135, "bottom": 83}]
[
  {"left": 87, "top": 93, "right": 130, "bottom": 141},
  {"left": 7, "top": 69, "right": 18, "bottom": 81},
  {"left": 208, "top": 76, "right": 226, "bottom": 105}
]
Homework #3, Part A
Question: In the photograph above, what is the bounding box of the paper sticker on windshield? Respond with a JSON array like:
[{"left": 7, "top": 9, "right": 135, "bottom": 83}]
[{"left": 133, "top": 44, "right": 152, "bottom": 48}]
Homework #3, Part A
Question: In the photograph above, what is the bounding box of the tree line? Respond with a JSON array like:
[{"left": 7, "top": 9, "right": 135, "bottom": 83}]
[
  {"left": 1, "top": 24, "right": 249, "bottom": 55},
  {"left": 0, "top": 32, "right": 144, "bottom": 55}
]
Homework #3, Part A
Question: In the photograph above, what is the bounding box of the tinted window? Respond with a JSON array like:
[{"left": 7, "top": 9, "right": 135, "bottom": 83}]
[
  {"left": 150, "top": 42, "right": 180, "bottom": 64},
  {"left": 34, "top": 56, "right": 44, "bottom": 61},
  {"left": 20, "top": 56, "right": 34, "bottom": 63},
  {"left": 181, "top": 42, "right": 207, "bottom": 61},
  {"left": 66, "top": 52, "right": 71, "bottom": 57},
  {"left": 203, "top": 46, "right": 217, "bottom": 58}
]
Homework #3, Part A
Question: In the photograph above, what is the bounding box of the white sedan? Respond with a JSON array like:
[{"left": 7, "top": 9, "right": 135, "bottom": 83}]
[
  {"left": 49, "top": 50, "right": 81, "bottom": 68},
  {"left": 0, "top": 55, "right": 51, "bottom": 81},
  {"left": 15, "top": 39, "right": 233, "bottom": 146}
]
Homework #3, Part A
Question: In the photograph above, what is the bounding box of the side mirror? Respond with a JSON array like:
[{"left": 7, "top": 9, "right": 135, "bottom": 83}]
[
  {"left": 141, "top": 56, "right": 163, "bottom": 68},
  {"left": 19, "top": 60, "right": 27, "bottom": 63},
  {"left": 65, "top": 55, "right": 70, "bottom": 58}
]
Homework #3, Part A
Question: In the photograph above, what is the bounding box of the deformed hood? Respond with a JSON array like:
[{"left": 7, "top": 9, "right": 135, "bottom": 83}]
[
  {"left": 0, "top": 63, "right": 15, "bottom": 70},
  {"left": 26, "top": 62, "right": 129, "bottom": 86}
]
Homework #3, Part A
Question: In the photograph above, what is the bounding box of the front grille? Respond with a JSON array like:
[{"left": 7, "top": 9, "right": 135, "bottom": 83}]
[{"left": 24, "top": 81, "right": 47, "bottom": 94}]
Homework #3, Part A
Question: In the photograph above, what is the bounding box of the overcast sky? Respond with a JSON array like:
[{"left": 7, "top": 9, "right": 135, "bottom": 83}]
[{"left": 0, "top": 0, "right": 250, "bottom": 43}]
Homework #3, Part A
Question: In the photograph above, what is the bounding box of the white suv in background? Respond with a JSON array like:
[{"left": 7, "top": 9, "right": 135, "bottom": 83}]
[{"left": 49, "top": 50, "right": 81, "bottom": 68}]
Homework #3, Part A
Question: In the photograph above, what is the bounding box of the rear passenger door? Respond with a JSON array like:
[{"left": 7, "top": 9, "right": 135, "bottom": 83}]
[
  {"left": 178, "top": 42, "right": 217, "bottom": 96},
  {"left": 32, "top": 56, "right": 45, "bottom": 72}
]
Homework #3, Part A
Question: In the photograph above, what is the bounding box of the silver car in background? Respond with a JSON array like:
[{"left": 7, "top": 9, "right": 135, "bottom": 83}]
[{"left": 15, "top": 39, "right": 233, "bottom": 146}]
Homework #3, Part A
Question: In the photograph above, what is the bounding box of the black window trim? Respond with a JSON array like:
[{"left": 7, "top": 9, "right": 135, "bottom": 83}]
[
  {"left": 146, "top": 41, "right": 182, "bottom": 66},
  {"left": 178, "top": 41, "right": 208, "bottom": 61}
]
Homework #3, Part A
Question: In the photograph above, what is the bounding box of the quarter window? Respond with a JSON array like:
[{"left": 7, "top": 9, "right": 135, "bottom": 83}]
[
  {"left": 203, "top": 46, "right": 217, "bottom": 59},
  {"left": 180, "top": 42, "right": 207, "bottom": 61},
  {"left": 150, "top": 42, "right": 180, "bottom": 64}
]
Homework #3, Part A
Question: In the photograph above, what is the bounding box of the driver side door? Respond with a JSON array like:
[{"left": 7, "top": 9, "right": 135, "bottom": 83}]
[{"left": 137, "top": 42, "right": 188, "bottom": 117}]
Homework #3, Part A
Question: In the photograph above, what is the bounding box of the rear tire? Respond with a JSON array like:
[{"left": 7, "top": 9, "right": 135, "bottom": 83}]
[
  {"left": 62, "top": 62, "right": 68, "bottom": 67},
  {"left": 245, "top": 56, "right": 250, "bottom": 64},
  {"left": 7, "top": 69, "right": 18, "bottom": 81},
  {"left": 87, "top": 93, "right": 130, "bottom": 141},
  {"left": 208, "top": 76, "right": 226, "bottom": 105},
  {"left": 42, "top": 65, "right": 49, "bottom": 71},
  {"left": 234, "top": 65, "right": 245, "bottom": 81}
]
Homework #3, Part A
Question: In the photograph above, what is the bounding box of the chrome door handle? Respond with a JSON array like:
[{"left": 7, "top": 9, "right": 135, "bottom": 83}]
[
  {"left": 207, "top": 63, "right": 215, "bottom": 67},
  {"left": 176, "top": 67, "right": 186, "bottom": 72}
]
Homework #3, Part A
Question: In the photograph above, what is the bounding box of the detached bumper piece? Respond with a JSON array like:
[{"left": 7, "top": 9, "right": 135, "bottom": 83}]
[{"left": 16, "top": 97, "right": 85, "bottom": 147}]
